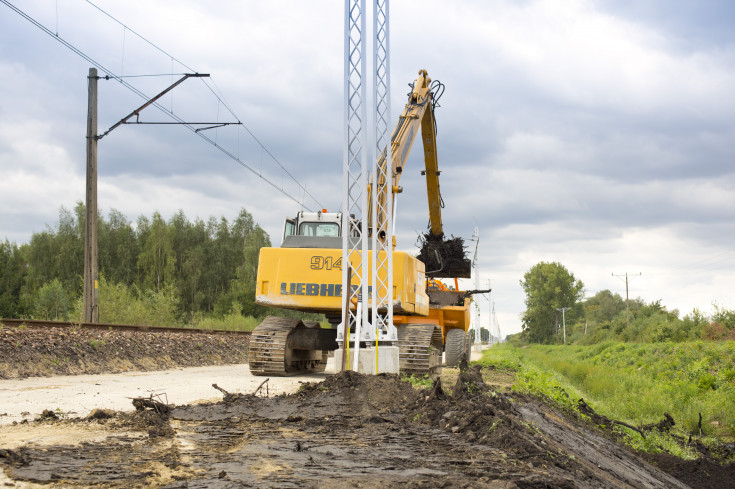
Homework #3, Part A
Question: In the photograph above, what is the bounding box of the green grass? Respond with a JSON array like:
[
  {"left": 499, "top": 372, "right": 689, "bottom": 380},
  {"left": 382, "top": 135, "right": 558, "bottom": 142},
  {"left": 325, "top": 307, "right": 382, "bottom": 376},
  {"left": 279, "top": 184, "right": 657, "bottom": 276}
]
[
  {"left": 402, "top": 374, "right": 434, "bottom": 389},
  {"left": 478, "top": 341, "right": 735, "bottom": 448},
  {"left": 188, "top": 314, "right": 262, "bottom": 332}
]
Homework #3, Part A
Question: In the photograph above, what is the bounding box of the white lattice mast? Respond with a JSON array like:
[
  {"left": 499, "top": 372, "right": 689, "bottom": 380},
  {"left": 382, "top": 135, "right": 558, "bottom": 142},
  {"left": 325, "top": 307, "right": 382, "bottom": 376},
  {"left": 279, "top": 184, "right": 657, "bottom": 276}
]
[
  {"left": 342, "top": 0, "right": 369, "bottom": 369},
  {"left": 493, "top": 301, "right": 500, "bottom": 343},
  {"left": 371, "top": 0, "right": 396, "bottom": 350},
  {"left": 471, "top": 227, "right": 480, "bottom": 350}
]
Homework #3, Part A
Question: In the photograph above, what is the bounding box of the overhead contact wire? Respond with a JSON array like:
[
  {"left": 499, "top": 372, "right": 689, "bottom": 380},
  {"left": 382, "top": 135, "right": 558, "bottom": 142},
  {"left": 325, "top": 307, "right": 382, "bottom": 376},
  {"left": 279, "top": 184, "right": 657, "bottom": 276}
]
[
  {"left": 3, "top": 0, "right": 320, "bottom": 210},
  {"left": 85, "top": 0, "right": 323, "bottom": 209}
]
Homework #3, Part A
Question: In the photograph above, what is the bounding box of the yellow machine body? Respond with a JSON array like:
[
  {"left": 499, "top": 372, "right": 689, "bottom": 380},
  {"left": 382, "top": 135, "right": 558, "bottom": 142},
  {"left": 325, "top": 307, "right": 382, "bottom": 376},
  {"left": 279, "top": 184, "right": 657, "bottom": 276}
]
[
  {"left": 255, "top": 247, "right": 430, "bottom": 318},
  {"left": 394, "top": 301, "right": 472, "bottom": 344},
  {"left": 255, "top": 242, "right": 472, "bottom": 344}
]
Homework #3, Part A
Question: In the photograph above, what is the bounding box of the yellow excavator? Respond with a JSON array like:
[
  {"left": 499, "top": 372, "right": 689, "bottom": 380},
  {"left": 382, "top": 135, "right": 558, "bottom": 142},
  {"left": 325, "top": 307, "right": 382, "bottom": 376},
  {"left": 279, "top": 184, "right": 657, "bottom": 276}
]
[{"left": 247, "top": 70, "right": 476, "bottom": 376}]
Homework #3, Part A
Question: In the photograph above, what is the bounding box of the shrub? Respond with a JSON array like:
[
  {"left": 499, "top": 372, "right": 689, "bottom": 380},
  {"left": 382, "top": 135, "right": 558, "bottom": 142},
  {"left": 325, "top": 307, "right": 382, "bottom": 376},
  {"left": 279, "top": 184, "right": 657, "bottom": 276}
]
[{"left": 33, "top": 279, "right": 70, "bottom": 320}]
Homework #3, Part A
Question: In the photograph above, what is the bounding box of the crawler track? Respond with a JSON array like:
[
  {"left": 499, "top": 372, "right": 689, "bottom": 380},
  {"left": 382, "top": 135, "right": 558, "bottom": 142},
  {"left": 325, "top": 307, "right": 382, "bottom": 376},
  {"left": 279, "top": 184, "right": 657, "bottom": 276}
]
[
  {"left": 397, "top": 323, "right": 444, "bottom": 376},
  {"left": 248, "top": 317, "right": 328, "bottom": 376},
  {"left": 0, "top": 318, "right": 251, "bottom": 336}
]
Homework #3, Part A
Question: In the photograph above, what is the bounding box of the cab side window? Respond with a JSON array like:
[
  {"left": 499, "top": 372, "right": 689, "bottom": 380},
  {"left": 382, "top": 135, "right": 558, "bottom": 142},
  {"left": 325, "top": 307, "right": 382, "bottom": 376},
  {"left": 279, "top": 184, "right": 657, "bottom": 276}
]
[{"left": 283, "top": 219, "right": 296, "bottom": 239}]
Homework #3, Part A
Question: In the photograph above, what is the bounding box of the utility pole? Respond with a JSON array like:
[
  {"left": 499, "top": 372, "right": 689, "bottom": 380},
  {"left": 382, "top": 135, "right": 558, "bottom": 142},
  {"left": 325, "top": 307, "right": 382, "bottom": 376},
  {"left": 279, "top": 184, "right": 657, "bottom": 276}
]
[
  {"left": 612, "top": 272, "right": 641, "bottom": 330},
  {"left": 487, "top": 280, "right": 492, "bottom": 343},
  {"left": 81, "top": 68, "right": 224, "bottom": 324},
  {"left": 471, "top": 227, "right": 480, "bottom": 351},
  {"left": 492, "top": 294, "right": 500, "bottom": 344},
  {"left": 83, "top": 68, "right": 98, "bottom": 323},
  {"left": 555, "top": 307, "right": 570, "bottom": 344}
]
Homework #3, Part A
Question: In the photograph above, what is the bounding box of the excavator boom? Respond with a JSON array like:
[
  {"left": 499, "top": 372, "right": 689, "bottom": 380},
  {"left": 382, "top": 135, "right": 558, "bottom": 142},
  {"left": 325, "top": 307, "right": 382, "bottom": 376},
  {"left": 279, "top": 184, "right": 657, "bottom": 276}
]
[{"left": 377, "top": 69, "right": 470, "bottom": 278}]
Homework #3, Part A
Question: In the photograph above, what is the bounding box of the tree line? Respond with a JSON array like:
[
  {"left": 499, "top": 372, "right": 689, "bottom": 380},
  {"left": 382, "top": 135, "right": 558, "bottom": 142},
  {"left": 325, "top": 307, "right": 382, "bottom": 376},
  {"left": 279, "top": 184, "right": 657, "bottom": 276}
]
[
  {"left": 0, "top": 203, "right": 274, "bottom": 325},
  {"left": 518, "top": 261, "right": 735, "bottom": 344}
]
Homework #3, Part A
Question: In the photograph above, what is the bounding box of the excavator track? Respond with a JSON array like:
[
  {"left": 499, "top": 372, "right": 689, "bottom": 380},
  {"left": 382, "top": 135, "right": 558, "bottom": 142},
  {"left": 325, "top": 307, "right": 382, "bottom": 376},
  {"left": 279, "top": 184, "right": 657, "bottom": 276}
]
[
  {"left": 248, "top": 316, "right": 329, "bottom": 376},
  {"left": 397, "top": 323, "right": 444, "bottom": 376}
]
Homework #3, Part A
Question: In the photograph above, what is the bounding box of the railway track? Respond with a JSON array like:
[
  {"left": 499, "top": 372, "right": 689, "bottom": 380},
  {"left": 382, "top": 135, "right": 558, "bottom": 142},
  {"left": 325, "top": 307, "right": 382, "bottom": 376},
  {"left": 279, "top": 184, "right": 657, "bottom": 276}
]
[{"left": 0, "top": 318, "right": 251, "bottom": 336}]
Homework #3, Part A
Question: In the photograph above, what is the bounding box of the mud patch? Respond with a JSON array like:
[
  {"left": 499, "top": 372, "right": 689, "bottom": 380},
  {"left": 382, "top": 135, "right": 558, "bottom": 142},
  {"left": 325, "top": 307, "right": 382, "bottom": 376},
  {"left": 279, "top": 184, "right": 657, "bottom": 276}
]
[
  {"left": 642, "top": 452, "right": 735, "bottom": 489},
  {"left": 1, "top": 363, "right": 703, "bottom": 488}
]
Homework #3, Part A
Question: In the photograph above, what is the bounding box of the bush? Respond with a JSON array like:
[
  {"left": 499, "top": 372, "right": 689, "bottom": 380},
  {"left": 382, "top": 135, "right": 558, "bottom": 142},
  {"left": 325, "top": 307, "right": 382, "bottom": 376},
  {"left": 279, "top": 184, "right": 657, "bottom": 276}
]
[
  {"left": 33, "top": 279, "right": 70, "bottom": 320},
  {"left": 190, "top": 302, "right": 261, "bottom": 331},
  {"left": 703, "top": 323, "right": 730, "bottom": 341},
  {"left": 71, "top": 277, "right": 179, "bottom": 326}
]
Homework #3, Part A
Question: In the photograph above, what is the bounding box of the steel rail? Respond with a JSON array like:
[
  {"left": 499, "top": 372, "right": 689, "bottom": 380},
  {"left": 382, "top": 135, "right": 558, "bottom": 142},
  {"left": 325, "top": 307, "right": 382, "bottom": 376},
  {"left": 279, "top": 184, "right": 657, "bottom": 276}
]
[{"left": 0, "top": 318, "right": 251, "bottom": 336}]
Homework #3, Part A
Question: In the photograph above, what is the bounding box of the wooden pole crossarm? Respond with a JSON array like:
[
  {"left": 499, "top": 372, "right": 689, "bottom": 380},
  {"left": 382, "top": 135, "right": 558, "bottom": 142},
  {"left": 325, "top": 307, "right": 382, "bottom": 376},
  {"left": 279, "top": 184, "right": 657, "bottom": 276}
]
[{"left": 97, "top": 73, "right": 210, "bottom": 140}]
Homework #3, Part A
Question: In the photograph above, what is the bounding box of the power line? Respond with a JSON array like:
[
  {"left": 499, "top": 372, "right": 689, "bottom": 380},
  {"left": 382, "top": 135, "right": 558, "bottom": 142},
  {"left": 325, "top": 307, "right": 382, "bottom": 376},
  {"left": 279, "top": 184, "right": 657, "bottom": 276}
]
[
  {"left": 665, "top": 246, "right": 735, "bottom": 274},
  {"left": 2, "top": 0, "right": 322, "bottom": 211},
  {"left": 84, "top": 0, "right": 323, "bottom": 210}
]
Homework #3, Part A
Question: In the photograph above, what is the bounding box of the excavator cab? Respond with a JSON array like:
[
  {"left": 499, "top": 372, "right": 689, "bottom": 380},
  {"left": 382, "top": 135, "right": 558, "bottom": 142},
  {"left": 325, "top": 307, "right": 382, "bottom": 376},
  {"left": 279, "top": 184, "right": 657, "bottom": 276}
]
[{"left": 282, "top": 211, "right": 343, "bottom": 246}]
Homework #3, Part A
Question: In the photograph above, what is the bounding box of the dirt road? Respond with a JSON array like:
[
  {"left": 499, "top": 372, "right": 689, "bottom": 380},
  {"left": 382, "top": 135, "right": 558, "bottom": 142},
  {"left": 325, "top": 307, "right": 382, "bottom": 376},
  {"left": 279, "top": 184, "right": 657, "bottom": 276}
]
[
  {"left": 0, "top": 350, "right": 485, "bottom": 425},
  {"left": 0, "top": 363, "right": 328, "bottom": 426}
]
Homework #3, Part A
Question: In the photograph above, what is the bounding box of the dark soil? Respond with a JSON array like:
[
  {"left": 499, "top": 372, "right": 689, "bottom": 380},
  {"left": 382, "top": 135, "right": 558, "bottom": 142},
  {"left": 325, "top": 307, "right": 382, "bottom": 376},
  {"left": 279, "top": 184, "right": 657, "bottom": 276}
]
[
  {"left": 0, "top": 326, "right": 250, "bottom": 379},
  {"left": 642, "top": 452, "right": 735, "bottom": 489},
  {"left": 0, "top": 361, "right": 707, "bottom": 488},
  {"left": 416, "top": 232, "right": 472, "bottom": 278}
]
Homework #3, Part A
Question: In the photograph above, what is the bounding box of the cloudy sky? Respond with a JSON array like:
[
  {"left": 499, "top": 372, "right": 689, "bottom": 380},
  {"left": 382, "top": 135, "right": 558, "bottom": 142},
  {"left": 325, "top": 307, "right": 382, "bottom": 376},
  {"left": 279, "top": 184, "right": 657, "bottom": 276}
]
[{"left": 2, "top": 0, "right": 734, "bottom": 335}]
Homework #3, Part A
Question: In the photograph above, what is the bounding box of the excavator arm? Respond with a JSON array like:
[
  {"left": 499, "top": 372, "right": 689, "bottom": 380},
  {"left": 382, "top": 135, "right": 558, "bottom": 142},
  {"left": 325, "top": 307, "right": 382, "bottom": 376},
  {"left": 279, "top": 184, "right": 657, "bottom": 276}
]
[
  {"left": 389, "top": 69, "right": 443, "bottom": 236},
  {"left": 372, "top": 69, "right": 470, "bottom": 278},
  {"left": 371, "top": 70, "right": 443, "bottom": 241}
]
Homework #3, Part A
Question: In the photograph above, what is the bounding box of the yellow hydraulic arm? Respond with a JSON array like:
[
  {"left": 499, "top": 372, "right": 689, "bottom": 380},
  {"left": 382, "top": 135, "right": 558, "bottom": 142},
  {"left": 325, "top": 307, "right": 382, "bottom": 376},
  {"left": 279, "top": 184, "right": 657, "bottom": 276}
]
[{"left": 372, "top": 69, "right": 444, "bottom": 237}]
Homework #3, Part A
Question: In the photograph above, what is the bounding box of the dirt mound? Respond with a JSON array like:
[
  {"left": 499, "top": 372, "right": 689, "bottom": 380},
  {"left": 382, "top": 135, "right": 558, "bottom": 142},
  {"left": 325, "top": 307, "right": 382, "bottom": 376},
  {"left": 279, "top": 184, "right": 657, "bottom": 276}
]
[
  {"left": 1, "top": 363, "right": 702, "bottom": 488},
  {"left": 0, "top": 326, "right": 250, "bottom": 379}
]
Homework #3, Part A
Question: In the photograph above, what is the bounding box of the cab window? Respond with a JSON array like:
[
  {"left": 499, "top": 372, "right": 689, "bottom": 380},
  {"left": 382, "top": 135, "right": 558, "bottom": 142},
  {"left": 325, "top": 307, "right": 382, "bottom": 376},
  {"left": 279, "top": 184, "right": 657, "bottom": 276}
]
[
  {"left": 299, "top": 222, "right": 340, "bottom": 237},
  {"left": 283, "top": 219, "right": 296, "bottom": 239}
]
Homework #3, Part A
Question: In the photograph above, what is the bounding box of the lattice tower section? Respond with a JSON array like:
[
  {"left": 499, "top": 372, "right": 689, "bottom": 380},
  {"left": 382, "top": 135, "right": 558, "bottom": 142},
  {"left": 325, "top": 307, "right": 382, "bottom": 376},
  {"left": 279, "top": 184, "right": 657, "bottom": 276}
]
[
  {"left": 371, "top": 0, "right": 395, "bottom": 342},
  {"left": 342, "top": 0, "right": 370, "bottom": 349}
]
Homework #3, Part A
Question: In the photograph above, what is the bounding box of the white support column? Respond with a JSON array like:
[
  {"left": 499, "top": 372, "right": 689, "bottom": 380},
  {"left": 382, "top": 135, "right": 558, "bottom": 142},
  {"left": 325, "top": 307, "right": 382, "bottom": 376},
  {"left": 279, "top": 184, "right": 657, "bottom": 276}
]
[
  {"left": 372, "top": 0, "right": 395, "bottom": 358},
  {"left": 472, "top": 227, "right": 480, "bottom": 351},
  {"left": 342, "top": 0, "right": 370, "bottom": 370}
]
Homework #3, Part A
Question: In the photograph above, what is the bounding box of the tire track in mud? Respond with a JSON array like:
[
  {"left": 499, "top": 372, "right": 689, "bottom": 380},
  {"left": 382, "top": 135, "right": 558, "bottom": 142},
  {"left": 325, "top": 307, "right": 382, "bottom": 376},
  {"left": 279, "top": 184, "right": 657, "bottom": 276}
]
[{"left": 517, "top": 403, "right": 689, "bottom": 489}]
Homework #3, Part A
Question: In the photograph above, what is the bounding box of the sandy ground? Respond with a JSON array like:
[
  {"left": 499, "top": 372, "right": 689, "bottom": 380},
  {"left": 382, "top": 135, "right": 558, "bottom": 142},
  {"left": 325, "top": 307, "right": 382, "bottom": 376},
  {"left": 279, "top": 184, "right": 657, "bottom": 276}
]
[
  {"left": 0, "top": 363, "right": 329, "bottom": 426},
  {"left": 0, "top": 350, "right": 485, "bottom": 427},
  {"left": 0, "top": 349, "right": 485, "bottom": 428},
  {"left": 2, "top": 347, "right": 726, "bottom": 488}
]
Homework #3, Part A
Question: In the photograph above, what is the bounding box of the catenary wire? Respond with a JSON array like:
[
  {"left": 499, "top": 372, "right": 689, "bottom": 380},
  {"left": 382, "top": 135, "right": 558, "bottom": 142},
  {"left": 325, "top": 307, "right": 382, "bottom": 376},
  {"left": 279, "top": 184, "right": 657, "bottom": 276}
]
[
  {"left": 84, "top": 0, "right": 323, "bottom": 209},
  {"left": 2, "top": 0, "right": 320, "bottom": 211}
]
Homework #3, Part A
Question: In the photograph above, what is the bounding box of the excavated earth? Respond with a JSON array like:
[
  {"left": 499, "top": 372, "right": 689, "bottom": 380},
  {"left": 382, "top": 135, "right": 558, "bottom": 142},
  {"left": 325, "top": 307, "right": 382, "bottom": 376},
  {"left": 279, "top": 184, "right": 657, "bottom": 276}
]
[
  {"left": 3, "top": 358, "right": 732, "bottom": 488},
  {"left": 0, "top": 326, "right": 250, "bottom": 379},
  {"left": 1, "top": 326, "right": 733, "bottom": 488}
]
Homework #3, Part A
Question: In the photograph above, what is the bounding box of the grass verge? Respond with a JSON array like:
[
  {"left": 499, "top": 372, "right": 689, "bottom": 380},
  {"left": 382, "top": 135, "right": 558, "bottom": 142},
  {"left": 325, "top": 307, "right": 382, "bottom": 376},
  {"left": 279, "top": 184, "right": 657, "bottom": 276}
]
[{"left": 478, "top": 342, "right": 735, "bottom": 459}]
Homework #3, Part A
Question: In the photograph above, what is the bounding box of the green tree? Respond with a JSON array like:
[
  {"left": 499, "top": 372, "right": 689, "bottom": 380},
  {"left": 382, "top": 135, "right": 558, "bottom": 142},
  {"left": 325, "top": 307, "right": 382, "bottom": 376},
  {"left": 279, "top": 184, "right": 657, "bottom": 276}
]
[
  {"left": 34, "top": 279, "right": 70, "bottom": 320},
  {"left": 99, "top": 209, "right": 139, "bottom": 285},
  {"left": 0, "top": 240, "right": 27, "bottom": 317},
  {"left": 137, "top": 212, "right": 175, "bottom": 291},
  {"left": 231, "top": 224, "right": 271, "bottom": 317},
  {"left": 22, "top": 205, "right": 83, "bottom": 297},
  {"left": 70, "top": 276, "right": 179, "bottom": 326},
  {"left": 585, "top": 289, "right": 625, "bottom": 324},
  {"left": 520, "top": 261, "right": 584, "bottom": 343}
]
